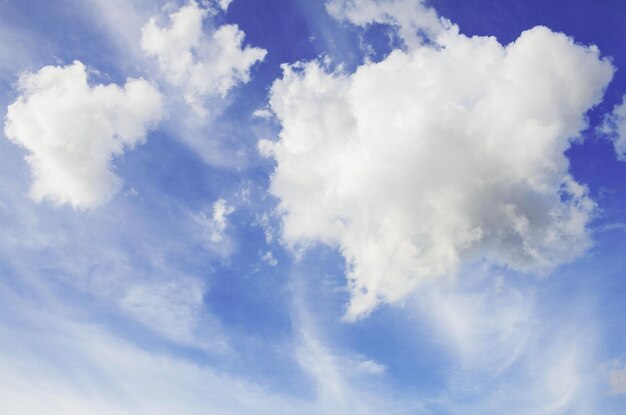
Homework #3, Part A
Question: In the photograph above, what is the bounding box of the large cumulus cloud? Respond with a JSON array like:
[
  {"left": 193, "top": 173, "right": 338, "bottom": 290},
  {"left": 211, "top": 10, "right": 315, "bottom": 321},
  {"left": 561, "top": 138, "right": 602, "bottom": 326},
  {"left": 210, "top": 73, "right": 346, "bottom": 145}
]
[{"left": 265, "top": 18, "right": 614, "bottom": 319}]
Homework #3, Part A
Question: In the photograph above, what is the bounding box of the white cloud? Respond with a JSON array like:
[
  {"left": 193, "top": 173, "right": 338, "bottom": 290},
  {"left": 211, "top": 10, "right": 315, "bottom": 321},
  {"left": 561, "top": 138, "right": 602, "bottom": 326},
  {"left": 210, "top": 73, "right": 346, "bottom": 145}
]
[
  {"left": 260, "top": 250, "right": 278, "bottom": 266},
  {"left": 141, "top": 0, "right": 266, "bottom": 116},
  {"left": 602, "top": 95, "right": 626, "bottom": 160},
  {"left": 252, "top": 108, "right": 273, "bottom": 119},
  {"left": 210, "top": 198, "right": 235, "bottom": 242},
  {"left": 257, "top": 138, "right": 275, "bottom": 158},
  {"left": 350, "top": 357, "right": 386, "bottom": 375},
  {"left": 218, "top": 0, "right": 234, "bottom": 11},
  {"left": 194, "top": 198, "right": 235, "bottom": 256},
  {"left": 267, "top": 25, "right": 613, "bottom": 320},
  {"left": 326, "top": 0, "right": 447, "bottom": 48},
  {"left": 3, "top": 61, "right": 163, "bottom": 209},
  {"left": 254, "top": 212, "right": 276, "bottom": 244}
]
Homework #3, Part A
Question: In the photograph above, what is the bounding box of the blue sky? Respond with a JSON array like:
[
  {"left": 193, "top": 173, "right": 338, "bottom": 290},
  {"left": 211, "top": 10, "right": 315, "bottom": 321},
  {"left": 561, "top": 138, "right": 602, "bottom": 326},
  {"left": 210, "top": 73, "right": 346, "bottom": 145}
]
[{"left": 1, "top": 0, "right": 626, "bottom": 414}]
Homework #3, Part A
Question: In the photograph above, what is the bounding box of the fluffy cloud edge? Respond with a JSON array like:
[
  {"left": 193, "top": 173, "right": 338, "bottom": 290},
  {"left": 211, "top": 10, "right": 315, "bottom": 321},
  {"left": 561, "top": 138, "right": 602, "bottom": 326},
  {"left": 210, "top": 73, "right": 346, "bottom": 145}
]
[{"left": 141, "top": 0, "right": 267, "bottom": 116}]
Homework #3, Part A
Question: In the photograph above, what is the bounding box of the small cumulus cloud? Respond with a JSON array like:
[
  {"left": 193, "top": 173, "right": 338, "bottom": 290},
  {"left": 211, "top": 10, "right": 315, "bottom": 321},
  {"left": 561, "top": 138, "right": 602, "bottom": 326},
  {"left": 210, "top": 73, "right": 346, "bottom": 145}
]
[
  {"left": 3, "top": 60, "right": 163, "bottom": 209},
  {"left": 602, "top": 95, "right": 626, "bottom": 161},
  {"left": 326, "top": 0, "right": 446, "bottom": 48},
  {"left": 257, "top": 138, "right": 275, "bottom": 158},
  {"left": 252, "top": 107, "right": 273, "bottom": 120},
  {"left": 217, "top": 0, "right": 234, "bottom": 12},
  {"left": 268, "top": 8, "right": 613, "bottom": 319},
  {"left": 141, "top": 0, "right": 266, "bottom": 116},
  {"left": 210, "top": 198, "right": 235, "bottom": 242},
  {"left": 260, "top": 250, "right": 278, "bottom": 266}
]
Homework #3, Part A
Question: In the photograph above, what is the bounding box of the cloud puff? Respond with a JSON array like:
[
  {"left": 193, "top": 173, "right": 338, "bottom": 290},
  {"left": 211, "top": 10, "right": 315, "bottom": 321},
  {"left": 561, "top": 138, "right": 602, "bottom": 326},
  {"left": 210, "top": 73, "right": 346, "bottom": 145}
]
[
  {"left": 602, "top": 95, "right": 626, "bottom": 160},
  {"left": 326, "top": 0, "right": 446, "bottom": 48},
  {"left": 218, "top": 0, "right": 234, "bottom": 12},
  {"left": 4, "top": 61, "right": 163, "bottom": 209},
  {"left": 141, "top": 0, "right": 267, "bottom": 116},
  {"left": 266, "top": 25, "right": 613, "bottom": 320},
  {"left": 207, "top": 198, "right": 235, "bottom": 243},
  {"left": 193, "top": 198, "right": 236, "bottom": 256}
]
